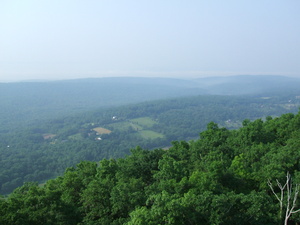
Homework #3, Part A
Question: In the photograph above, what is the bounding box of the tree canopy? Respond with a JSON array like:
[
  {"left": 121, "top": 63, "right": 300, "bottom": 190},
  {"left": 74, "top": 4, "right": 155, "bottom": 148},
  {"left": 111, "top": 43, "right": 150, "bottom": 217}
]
[{"left": 2, "top": 111, "right": 300, "bottom": 224}]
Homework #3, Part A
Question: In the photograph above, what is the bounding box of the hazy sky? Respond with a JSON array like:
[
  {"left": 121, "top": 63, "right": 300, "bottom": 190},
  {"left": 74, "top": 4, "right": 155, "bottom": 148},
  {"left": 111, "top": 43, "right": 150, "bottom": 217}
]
[{"left": 0, "top": 0, "right": 299, "bottom": 81}]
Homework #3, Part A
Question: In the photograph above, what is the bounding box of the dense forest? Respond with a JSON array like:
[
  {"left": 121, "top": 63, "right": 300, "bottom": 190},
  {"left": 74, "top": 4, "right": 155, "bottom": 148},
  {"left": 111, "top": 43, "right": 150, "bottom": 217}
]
[
  {"left": 1, "top": 76, "right": 300, "bottom": 224},
  {"left": 0, "top": 77, "right": 205, "bottom": 131},
  {"left": 1, "top": 111, "right": 300, "bottom": 224},
  {"left": 1, "top": 76, "right": 300, "bottom": 131},
  {"left": 1, "top": 94, "right": 300, "bottom": 194}
]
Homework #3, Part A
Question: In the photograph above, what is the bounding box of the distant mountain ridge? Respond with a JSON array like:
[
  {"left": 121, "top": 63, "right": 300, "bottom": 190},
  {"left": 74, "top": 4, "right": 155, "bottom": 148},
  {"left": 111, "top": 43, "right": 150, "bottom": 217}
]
[
  {"left": 0, "top": 75, "right": 299, "bottom": 131},
  {"left": 193, "top": 75, "right": 300, "bottom": 95}
]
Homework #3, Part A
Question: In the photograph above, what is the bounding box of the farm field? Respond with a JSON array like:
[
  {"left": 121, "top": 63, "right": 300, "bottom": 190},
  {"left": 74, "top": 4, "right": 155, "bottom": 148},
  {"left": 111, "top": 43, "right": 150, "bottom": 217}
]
[
  {"left": 104, "top": 117, "right": 164, "bottom": 139},
  {"left": 139, "top": 130, "right": 164, "bottom": 139},
  {"left": 107, "top": 121, "right": 136, "bottom": 131},
  {"left": 130, "top": 117, "right": 158, "bottom": 128},
  {"left": 93, "top": 127, "right": 112, "bottom": 134},
  {"left": 107, "top": 117, "right": 157, "bottom": 131}
]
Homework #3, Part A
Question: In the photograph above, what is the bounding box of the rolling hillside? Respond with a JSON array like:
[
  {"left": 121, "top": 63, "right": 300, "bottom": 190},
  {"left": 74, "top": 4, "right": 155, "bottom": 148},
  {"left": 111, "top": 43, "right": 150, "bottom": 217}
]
[
  {"left": 1, "top": 92, "right": 300, "bottom": 194},
  {"left": 1, "top": 75, "right": 300, "bottom": 132}
]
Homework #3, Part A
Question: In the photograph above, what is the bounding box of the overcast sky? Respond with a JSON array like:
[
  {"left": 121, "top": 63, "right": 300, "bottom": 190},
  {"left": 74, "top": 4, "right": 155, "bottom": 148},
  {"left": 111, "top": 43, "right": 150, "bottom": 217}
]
[{"left": 0, "top": 0, "right": 299, "bottom": 81}]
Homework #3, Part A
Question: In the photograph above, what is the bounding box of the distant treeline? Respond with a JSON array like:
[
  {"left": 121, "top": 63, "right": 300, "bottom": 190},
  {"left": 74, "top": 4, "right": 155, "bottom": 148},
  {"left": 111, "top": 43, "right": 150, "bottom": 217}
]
[{"left": 1, "top": 76, "right": 300, "bottom": 132}]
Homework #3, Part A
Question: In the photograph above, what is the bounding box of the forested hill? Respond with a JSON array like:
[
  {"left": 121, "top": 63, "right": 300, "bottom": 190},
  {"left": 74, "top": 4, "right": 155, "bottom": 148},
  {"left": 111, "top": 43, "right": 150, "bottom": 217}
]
[
  {"left": 1, "top": 75, "right": 300, "bottom": 131},
  {"left": 0, "top": 77, "right": 205, "bottom": 131},
  {"left": 2, "top": 112, "right": 300, "bottom": 224},
  {"left": 1, "top": 94, "right": 300, "bottom": 195},
  {"left": 195, "top": 75, "right": 300, "bottom": 95}
]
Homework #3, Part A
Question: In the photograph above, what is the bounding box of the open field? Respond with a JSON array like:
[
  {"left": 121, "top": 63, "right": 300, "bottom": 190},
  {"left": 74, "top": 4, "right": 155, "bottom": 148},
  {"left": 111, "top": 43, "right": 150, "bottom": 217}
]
[
  {"left": 106, "top": 117, "right": 163, "bottom": 139},
  {"left": 93, "top": 127, "right": 112, "bottom": 134},
  {"left": 108, "top": 121, "right": 143, "bottom": 131},
  {"left": 139, "top": 130, "right": 164, "bottom": 139},
  {"left": 130, "top": 117, "right": 157, "bottom": 128},
  {"left": 107, "top": 122, "right": 133, "bottom": 131},
  {"left": 129, "top": 123, "right": 143, "bottom": 131}
]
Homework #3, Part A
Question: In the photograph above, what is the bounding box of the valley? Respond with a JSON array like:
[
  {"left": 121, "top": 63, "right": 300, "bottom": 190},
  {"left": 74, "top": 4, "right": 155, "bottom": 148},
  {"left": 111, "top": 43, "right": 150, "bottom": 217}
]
[{"left": 1, "top": 76, "right": 300, "bottom": 195}]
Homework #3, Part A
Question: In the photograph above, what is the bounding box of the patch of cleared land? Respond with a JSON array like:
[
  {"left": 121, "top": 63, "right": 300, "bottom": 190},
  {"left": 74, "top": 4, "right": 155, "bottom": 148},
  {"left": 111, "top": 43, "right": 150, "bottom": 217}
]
[
  {"left": 93, "top": 127, "right": 112, "bottom": 134},
  {"left": 129, "top": 123, "right": 143, "bottom": 131},
  {"left": 139, "top": 130, "right": 164, "bottom": 139},
  {"left": 130, "top": 117, "right": 157, "bottom": 128},
  {"left": 108, "top": 121, "right": 143, "bottom": 131},
  {"left": 105, "top": 117, "right": 164, "bottom": 140},
  {"left": 108, "top": 122, "right": 133, "bottom": 131}
]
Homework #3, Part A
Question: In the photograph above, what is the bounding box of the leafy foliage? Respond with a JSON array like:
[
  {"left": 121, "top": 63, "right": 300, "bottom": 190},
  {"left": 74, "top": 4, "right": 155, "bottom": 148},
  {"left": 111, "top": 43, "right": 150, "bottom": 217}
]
[
  {"left": 2, "top": 111, "right": 300, "bottom": 224},
  {"left": 1, "top": 93, "right": 299, "bottom": 194}
]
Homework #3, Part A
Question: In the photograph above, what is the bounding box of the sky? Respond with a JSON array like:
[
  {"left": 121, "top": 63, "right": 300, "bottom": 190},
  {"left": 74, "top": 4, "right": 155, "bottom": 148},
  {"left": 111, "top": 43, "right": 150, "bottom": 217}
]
[{"left": 0, "top": 0, "right": 300, "bottom": 81}]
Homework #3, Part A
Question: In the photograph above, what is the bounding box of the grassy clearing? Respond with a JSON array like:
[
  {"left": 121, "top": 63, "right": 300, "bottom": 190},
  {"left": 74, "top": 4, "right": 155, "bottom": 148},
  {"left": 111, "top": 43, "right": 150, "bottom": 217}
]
[
  {"left": 93, "top": 127, "right": 112, "bottom": 134},
  {"left": 108, "top": 121, "right": 143, "bottom": 131},
  {"left": 108, "top": 122, "right": 132, "bottom": 131},
  {"left": 106, "top": 117, "right": 162, "bottom": 139},
  {"left": 139, "top": 130, "right": 164, "bottom": 139},
  {"left": 130, "top": 117, "right": 157, "bottom": 128},
  {"left": 108, "top": 117, "right": 157, "bottom": 131},
  {"left": 129, "top": 123, "right": 143, "bottom": 131}
]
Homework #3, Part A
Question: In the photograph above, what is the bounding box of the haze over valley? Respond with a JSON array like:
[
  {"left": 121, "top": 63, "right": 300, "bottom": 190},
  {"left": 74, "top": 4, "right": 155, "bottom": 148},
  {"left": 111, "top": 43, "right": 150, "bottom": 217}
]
[{"left": 1, "top": 1, "right": 300, "bottom": 224}]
